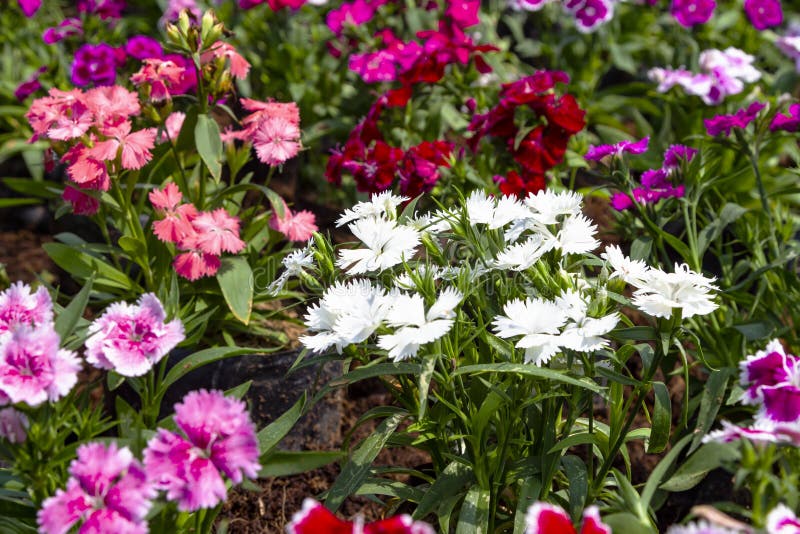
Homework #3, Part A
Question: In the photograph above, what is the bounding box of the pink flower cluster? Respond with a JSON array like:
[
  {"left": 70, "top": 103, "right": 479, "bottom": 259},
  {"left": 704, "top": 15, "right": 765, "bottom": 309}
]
[
  {"left": 149, "top": 183, "right": 246, "bottom": 280},
  {"left": 771, "top": 103, "right": 800, "bottom": 133},
  {"left": 326, "top": 0, "right": 389, "bottom": 37},
  {"left": 85, "top": 293, "right": 184, "bottom": 377},
  {"left": 610, "top": 143, "right": 693, "bottom": 211},
  {"left": 239, "top": 0, "right": 311, "bottom": 10},
  {"left": 38, "top": 442, "right": 155, "bottom": 534},
  {"left": 144, "top": 389, "right": 261, "bottom": 511},
  {"left": 586, "top": 136, "right": 650, "bottom": 162},
  {"left": 222, "top": 98, "right": 302, "bottom": 166},
  {"left": 649, "top": 47, "right": 761, "bottom": 106},
  {"left": 270, "top": 200, "right": 318, "bottom": 242},
  {"left": 38, "top": 389, "right": 260, "bottom": 531},
  {"left": 776, "top": 23, "right": 800, "bottom": 72},
  {"left": 468, "top": 71, "right": 586, "bottom": 196},
  {"left": 287, "top": 498, "right": 434, "bottom": 533},
  {"left": 26, "top": 86, "right": 156, "bottom": 216},
  {"left": 131, "top": 57, "right": 196, "bottom": 102},
  {"left": 0, "top": 283, "right": 80, "bottom": 416},
  {"left": 705, "top": 339, "right": 800, "bottom": 446},
  {"left": 510, "top": 0, "right": 614, "bottom": 33},
  {"left": 19, "top": 0, "right": 125, "bottom": 19},
  {"left": 704, "top": 101, "right": 765, "bottom": 137},
  {"left": 200, "top": 41, "right": 251, "bottom": 81},
  {"left": 670, "top": 0, "right": 782, "bottom": 29},
  {"left": 326, "top": 95, "right": 454, "bottom": 194}
]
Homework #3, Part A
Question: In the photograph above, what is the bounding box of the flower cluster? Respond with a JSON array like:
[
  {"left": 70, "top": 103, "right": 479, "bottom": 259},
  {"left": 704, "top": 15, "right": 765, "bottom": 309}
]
[
  {"left": 26, "top": 85, "right": 156, "bottom": 215},
  {"left": 0, "top": 284, "right": 79, "bottom": 432},
  {"left": 84, "top": 293, "right": 185, "bottom": 377},
  {"left": 602, "top": 245, "right": 718, "bottom": 319},
  {"left": 149, "top": 183, "right": 246, "bottom": 280},
  {"left": 287, "top": 498, "right": 434, "bottom": 533},
  {"left": 270, "top": 200, "right": 318, "bottom": 242},
  {"left": 509, "top": 0, "right": 615, "bottom": 34},
  {"left": 468, "top": 71, "right": 586, "bottom": 196},
  {"left": 649, "top": 47, "right": 761, "bottom": 105},
  {"left": 38, "top": 389, "right": 260, "bottom": 531},
  {"left": 221, "top": 98, "right": 302, "bottom": 166},
  {"left": 670, "top": 0, "right": 782, "bottom": 29},
  {"left": 610, "top": 144, "right": 695, "bottom": 211},
  {"left": 525, "top": 502, "right": 611, "bottom": 534},
  {"left": 326, "top": 96, "right": 454, "bottom": 194},
  {"left": 704, "top": 101, "right": 765, "bottom": 137}
]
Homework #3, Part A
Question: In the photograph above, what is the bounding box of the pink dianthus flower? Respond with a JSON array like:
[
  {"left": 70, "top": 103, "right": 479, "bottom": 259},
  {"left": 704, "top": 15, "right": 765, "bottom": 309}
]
[
  {"left": 38, "top": 442, "right": 155, "bottom": 534},
  {"left": 0, "top": 282, "right": 52, "bottom": 335},
  {"left": 252, "top": 117, "right": 301, "bottom": 165},
  {"left": 84, "top": 293, "right": 184, "bottom": 377},
  {"left": 270, "top": 201, "right": 318, "bottom": 242},
  {"left": 191, "top": 208, "right": 246, "bottom": 256},
  {"left": 143, "top": 389, "right": 260, "bottom": 511},
  {"left": 0, "top": 324, "right": 80, "bottom": 406}
]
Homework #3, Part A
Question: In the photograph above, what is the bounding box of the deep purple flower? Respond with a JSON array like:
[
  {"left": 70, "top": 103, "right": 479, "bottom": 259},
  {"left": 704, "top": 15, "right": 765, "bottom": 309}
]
[
  {"left": 42, "top": 18, "right": 83, "bottom": 45},
  {"left": 0, "top": 407, "right": 28, "bottom": 444},
  {"left": 640, "top": 168, "right": 669, "bottom": 188},
  {"left": 71, "top": 43, "right": 118, "bottom": 87},
  {"left": 670, "top": 0, "right": 715, "bottom": 27},
  {"left": 572, "top": 0, "right": 614, "bottom": 33},
  {"left": 18, "top": 0, "right": 41, "bottom": 17},
  {"left": 743, "top": 0, "right": 783, "bottom": 30},
  {"left": 13, "top": 67, "right": 46, "bottom": 102},
  {"left": 77, "top": 0, "right": 126, "bottom": 19},
  {"left": 38, "top": 442, "right": 155, "bottom": 534},
  {"left": 585, "top": 136, "right": 649, "bottom": 162},
  {"left": 770, "top": 103, "right": 800, "bottom": 132},
  {"left": 143, "top": 390, "right": 260, "bottom": 511},
  {"left": 125, "top": 35, "right": 163, "bottom": 61},
  {"left": 663, "top": 145, "right": 697, "bottom": 168},
  {"left": 704, "top": 102, "right": 765, "bottom": 137}
]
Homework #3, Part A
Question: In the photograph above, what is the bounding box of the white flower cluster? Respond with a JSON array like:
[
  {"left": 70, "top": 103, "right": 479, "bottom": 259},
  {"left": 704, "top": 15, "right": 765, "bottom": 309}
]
[{"left": 602, "top": 245, "right": 718, "bottom": 319}]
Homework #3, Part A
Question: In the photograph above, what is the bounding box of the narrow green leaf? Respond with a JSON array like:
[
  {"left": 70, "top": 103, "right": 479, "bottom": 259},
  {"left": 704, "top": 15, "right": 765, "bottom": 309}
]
[
  {"left": 217, "top": 256, "right": 253, "bottom": 324},
  {"left": 161, "top": 346, "right": 264, "bottom": 389},
  {"left": 54, "top": 275, "right": 94, "bottom": 341},
  {"left": 513, "top": 478, "right": 541, "bottom": 534},
  {"left": 562, "top": 455, "right": 588, "bottom": 519},
  {"left": 603, "top": 513, "right": 655, "bottom": 534},
  {"left": 690, "top": 369, "right": 732, "bottom": 452},
  {"left": 660, "top": 442, "right": 740, "bottom": 492},
  {"left": 325, "top": 412, "right": 406, "bottom": 512},
  {"left": 418, "top": 355, "right": 437, "bottom": 420},
  {"left": 647, "top": 382, "right": 671, "bottom": 454},
  {"left": 640, "top": 434, "right": 692, "bottom": 510},
  {"left": 195, "top": 114, "right": 223, "bottom": 181},
  {"left": 453, "top": 363, "right": 601, "bottom": 392},
  {"left": 258, "top": 451, "right": 342, "bottom": 478},
  {"left": 456, "top": 487, "right": 490, "bottom": 534},
  {"left": 43, "top": 243, "right": 138, "bottom": 291},
  {"left": 257, "top": 393, "right": 306, "bottom": 456},
  {"left": 414, "top": 461, "right": 474, "bottom": 520}
]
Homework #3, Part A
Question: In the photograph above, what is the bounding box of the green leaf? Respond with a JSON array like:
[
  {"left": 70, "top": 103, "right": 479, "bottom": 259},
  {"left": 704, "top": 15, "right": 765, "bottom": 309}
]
[
  {"left": 161, "top": 346, "right": 264, "bottom": 390},
  {"left": 311, "top": 362, "right": 421, "bottom": 405},
  {"left": 418, "top": 355, "right": 436, "bottom": 420},
  {"left": 690, "top": 369, "right": 732, "bottom": 452},
  {"left": 0, "top": 198, "right": 40, "bottom": 208},
  {"left": 647, "top": 382, "right": 671, "bottom": 454},
  {"left": 54, "top": 275, "right": 93, "bottom": 341},
  {"left": 257, "top": 393, "right": 306, "bottom": 456},
  {"left": 456, "top": 487, "right": 490, "bottom": 534},
  {"left": 216, "top": 256, "right": 253, "bottom": 324},
  {"left": 660, "top": 442, "right": 740, "bottom": 492},
  {"left": 414, "top": 461, "right": 474, "bottom": 520},
  {"left": 640, "top": 434, "right": 692, "bottom": 510},
  {"left": 258, "top": 451, "right": 342, "bottom": 478},
  {"left": 195, "top": 114, "right": 223, "bottom": 181},
  {"left": 603, "top": 513, "right": 655, "bottom": 534},
  {"left": 454, "top": 363, "right": 601, "bottom": 392},
  {"left": 562, "top": 455, "right": 588, "bottom": 519},
  {"left": 325, "top": 411, "right": 406, "bottom": 512},
  {"left": 513, "top": 478, "right": 541, "bottom": 534},
  {"left": 43, "top": 243, "right": 139, "bottom": 292},
  {"left": 630, "top": 236, "right": 653, "bottom": 262},
  {"left": 608, "top": 326, "right": 657, "bottom": 342},
  {"left": 2, "top": 178, "right": 60, "bottom": 199}
]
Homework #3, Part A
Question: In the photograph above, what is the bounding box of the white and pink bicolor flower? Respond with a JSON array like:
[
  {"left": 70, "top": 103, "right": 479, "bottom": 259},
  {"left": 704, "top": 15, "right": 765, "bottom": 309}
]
[
  {"left": 286, "top": 498, "right": 435, "bottom": 534},
  {"left": 739, "top": 339, "right": 800, "bottom": 423},
  {"left": 525, "top": 502, "right": 611, "bottom": 534}
]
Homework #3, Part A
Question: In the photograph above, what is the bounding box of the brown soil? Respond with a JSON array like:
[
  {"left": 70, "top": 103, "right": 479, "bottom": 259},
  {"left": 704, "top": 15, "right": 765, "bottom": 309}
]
[{"left": 0, "top": 230, "right": 55, "bottom": 284}]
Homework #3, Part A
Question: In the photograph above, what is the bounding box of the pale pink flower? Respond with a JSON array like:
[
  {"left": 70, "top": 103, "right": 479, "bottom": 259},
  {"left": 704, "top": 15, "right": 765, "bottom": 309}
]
[
  {"left": 84, "top": 86, "right": 141, "bottom": 125},
  {"left": 143, "top": 389, "right": 260, "bottom": 511},
  {"left": 0, "top": 281, "right": 52, "bottom": 335},
  {"left": 90, "top": 121, "right": 157, "bottom": 170},
  {"left": 241, "top": 98, "right": 300, "bottom": 128},
  {"left": 173, "top": 249, "right": 221, "bottom": 280},
  {"left": 65, "top": 147, "right": 110, "bottom": 191},
  {"left": 0, "top": 324, "right": 80, "bottom": 406},
  {"left": 47, "top": 101, "right": 93, "bottom": 141},
  {"left": 0, "top": 407, "right": 28, "bottom": 444},
  {"left": 252, "top": 117, "right": 301, "bottom": 165},
  {"left": 130, "top": 59, "right": 185, "bottom": 101},
  {"left": 157, "top": 111, "right": 186, "bottom": 143},
  {"left": 84, "top": 293, "right": 185, "bottom": 377},
  {"left": 201, "top": 41, "right": 251, "bottom": 80},
  {"left": 270, "top": 201, "right": 318, "bottom": 242},
  {"left": 25, "top": 88, "right": 85, "bottom": 140},
  {"left": 38, "top": 442, "right": 155, "bottom": 534},
  {"left": 191, "top": 208, "right": 246, "bottom": 255}
]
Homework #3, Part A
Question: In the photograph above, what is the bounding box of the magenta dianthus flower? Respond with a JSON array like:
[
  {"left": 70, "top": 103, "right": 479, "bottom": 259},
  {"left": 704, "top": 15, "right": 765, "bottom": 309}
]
[
  {"left": 143, "top": 390, "right": 260, "bottom": 511},
  {"left": 0, "top": 324, "right": 79, "bottom": 406},
  {"left": 704, "top": 101, "right": 765, "bottom": 137},
  {"left": 84, "top": 293, "right": 184, "bottom": 377},
  {"left": 71, "top": 43, "right": 119, "bottom": 87},
  {"left": 0, "top": 282, "right": 52, "bottom": 335},
  {"left": 585, "top": 136, "right": 649, "bottom": 162},
  {"left": 743, "top": 0, "right": 782, "bottom": 30},
  {"left": 670, "top": 0, "right": 715, "bottom": 26},
  {"left": 125, "top": 35, "right": 163, "bottom": 61},
  {"left": 38, "top": 442, "right": 155, "bottom": 534}
]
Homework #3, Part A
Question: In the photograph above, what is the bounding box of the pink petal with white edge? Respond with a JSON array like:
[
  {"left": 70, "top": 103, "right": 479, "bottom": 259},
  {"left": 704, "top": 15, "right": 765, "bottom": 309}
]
[
  {"left": 526, "top": 502, "right": 577, "bottom": 534},
  {"left": 580, "top": 506, "right": 612, "bottom": 534},
  {"left": 767, "top": 503, "right": 800, "bottom": 534},
  {"left": 285, "top": 499, "right": 354, "bottom": 534}
]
